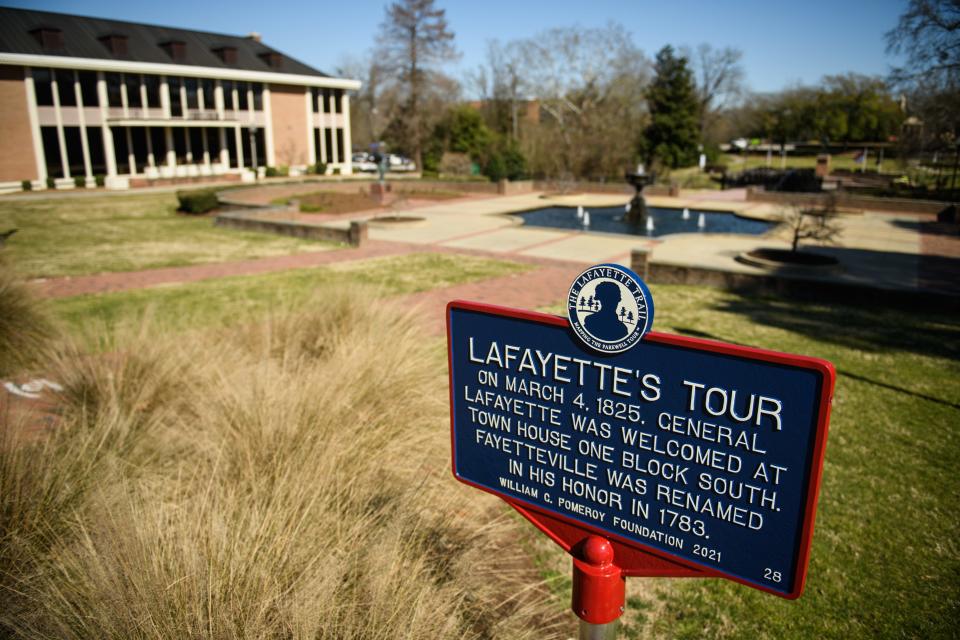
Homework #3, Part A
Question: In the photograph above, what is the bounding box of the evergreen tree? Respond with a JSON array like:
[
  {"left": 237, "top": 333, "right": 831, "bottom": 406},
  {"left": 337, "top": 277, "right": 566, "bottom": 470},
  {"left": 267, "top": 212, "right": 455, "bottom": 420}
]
[{"left": 641, "top": 46, "right": 701, "bottom": 169}]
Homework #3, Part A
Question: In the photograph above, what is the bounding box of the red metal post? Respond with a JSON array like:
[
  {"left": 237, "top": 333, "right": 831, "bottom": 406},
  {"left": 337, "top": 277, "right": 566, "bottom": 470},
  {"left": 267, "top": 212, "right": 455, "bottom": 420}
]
[{"left": 572, "top": 536, "right": 625, "bottom": 626}]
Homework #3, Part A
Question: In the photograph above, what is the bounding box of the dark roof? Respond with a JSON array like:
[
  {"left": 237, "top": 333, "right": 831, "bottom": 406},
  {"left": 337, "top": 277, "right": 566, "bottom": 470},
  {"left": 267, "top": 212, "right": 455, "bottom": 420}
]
[{"left": 0, "top": 6, "right": 329, "bottom": 78}]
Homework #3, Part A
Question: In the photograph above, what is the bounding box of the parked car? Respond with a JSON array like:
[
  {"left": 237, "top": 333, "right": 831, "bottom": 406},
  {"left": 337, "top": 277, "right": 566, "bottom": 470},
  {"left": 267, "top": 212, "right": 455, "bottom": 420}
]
[
  {"left": 351, "top": 152, "right": 378, "bottom": 173},
  {"left": 387, "top": 154, "right": 416, "bottom": 172}
]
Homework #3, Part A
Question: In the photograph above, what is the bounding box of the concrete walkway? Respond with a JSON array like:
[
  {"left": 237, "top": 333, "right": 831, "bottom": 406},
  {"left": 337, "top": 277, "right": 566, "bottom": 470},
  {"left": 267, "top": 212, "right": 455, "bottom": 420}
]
[
  {"left": 31, "top": 188, "right": 958, "bottom": 303},
  {"left": 355, "top": 190, "right": 956, "bottom": 297}
]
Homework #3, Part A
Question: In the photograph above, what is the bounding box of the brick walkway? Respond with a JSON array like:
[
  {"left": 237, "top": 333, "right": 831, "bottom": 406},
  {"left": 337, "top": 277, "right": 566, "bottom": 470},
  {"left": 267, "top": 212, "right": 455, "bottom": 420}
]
[
  {"left": 403, "top": 264, "right": 584, "bottom": 335},
  {"left": 30, "top": 233, "right": 592, "bottom": 332},
  {"left": 31, "top": 241, "right": 420, "bottom": 298}
]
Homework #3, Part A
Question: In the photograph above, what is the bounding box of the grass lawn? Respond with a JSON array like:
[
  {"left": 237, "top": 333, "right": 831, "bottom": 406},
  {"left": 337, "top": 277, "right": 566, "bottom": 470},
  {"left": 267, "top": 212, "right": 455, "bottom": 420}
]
[
  {"left": 0, "top": 193, "right": 325, "bottom": 278},
  {"left": 537, "top": 286, "right": 959, "bottom": 639},
  {"left": 50, "top": 252, "right": 532, "bottom": 338},
  {"left": 723, "top": 153, "right": 901, "bottom": 175},
  {"left": 9, "top": 233, "right": 959, "bottom": 638}
]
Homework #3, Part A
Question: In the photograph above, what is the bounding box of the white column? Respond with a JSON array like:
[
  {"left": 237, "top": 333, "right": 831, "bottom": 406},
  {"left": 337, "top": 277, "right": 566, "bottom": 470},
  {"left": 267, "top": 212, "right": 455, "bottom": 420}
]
[
  {"left": 234, "top": 125, "right": 244, "bottom": 168},
  {"left": 214, "top": 80, "right": 225, "bottom": 117},
  {"left": 96, "top": 72, "right": 117, "bottom": 177},
  {"left": 74, "top": 71, "right": 93, "bottom": 182},
  {"left": 305, "top": 88, "right": 316, "bottom": 165},
  {"left": 139, "top": 76, "right": 148, "bottom": 118},
  {"left": 263, "top": 84, "right": 275, "bottom": 166},
  {"left": 120, "top": 73, "right": 129, "bottom": 118},
  {"left": 50, "top": 71, "right": 70, "bottom": 179},
  {"left": 317, "top": 91, "right": 327, "bottom": 164},
  {"left": 165, "top": 127, "right": 175, "bottom": 167},
  {"left": 145, "top": 127, "right": 155, "bottom": 167},
  {"left": 341, "top": 93, "right": 352, "bottom": 175},
  {"left": 160, "top": 76, "right": 170, "bottom": 118},
  {"left": 23, "top": 68, "right": 48, "bottom": 184},
  {"left": 125, "top": 128, "right": 135, "bottom": 174}
]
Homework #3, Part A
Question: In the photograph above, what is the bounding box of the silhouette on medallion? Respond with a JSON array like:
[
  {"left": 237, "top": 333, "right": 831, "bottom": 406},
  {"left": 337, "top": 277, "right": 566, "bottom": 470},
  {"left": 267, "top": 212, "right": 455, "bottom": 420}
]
[{"left": 584, "top": 282, "right": 629, "bottom": 341}]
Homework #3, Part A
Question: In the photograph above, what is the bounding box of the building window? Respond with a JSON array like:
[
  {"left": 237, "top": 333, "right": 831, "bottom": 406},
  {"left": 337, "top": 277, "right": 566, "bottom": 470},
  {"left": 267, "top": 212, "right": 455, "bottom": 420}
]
[
  {"left": 144, "top": 75, "right": 160, "bottom": 108},
  {"left": 150, "top": 127, "right": 167, "bottom": 162},
  {"left": 311, "top": 87, "right": 320, "bottom": 113},
  {"left": 33, "top": 68, "right": 54, "bottom": 106},
  {"left": 106, "top": 73, "right": 123, "bottom": 108},
  {"left": 333, "top": 90, "right": 343, "bottom": 114},
  {"left": 184, "top": 77, "right": 199, "bottom": 111},
  {"left": 189, "top": 128, "right": 203, "bottom": 161},
  {"left": 78, "top": 71, "right": 98, "bottom": 107},
  {"left": 41, "top": 126, "right": 63, "bottom": 178},
  {"left": 86, "top": 126, "right": 106, "bottom": 174},
  {"left": 226, "top": 128, "right": 238, "bottom": 167},
  {"left": 252, "top": 83, "right": 263, "bottom": 110},
  {"left": 63, "top": 127, "right": 84, "bottom": 176},
  {"left": 237, "top": 81, "right": 249, "bottom": 110},
  {"left": 313, "top": 128, "right": 323, "bottom": 162},
  {"left": 131, "top": 127, "right": 149, "bottom": 171},
  {"left": 112, "top": 126, "right": 130, "bottom": 170},
  {"left": 200, "top": 79, "right": 214, "bottom": 110},
  {"left": 205, "top": 128, "right": 221, "bottom": 159},
  {"left": 125, "top": 74, "right": 142, "bottom": 108},
  {"left": 168, "top": 77, "right": 183, "bottom": 117},
  {"left": 56, "top": 69, "right": 76, "bottom": 107},
  {"left": 324, "top": 128, "right": 334, "bottom": 163},
  {"left": 240, "top": 127, "right": 264, "bottom": 168},
  {"left": 172, "top": 128, "right": 188, "bottom": 163},
  {"left": 321, "top": 88, "right": 330, "bottom": 114},
  {"left": 222, "top": 80, "right": 235, "bottom": 111},
  {"left": 336, "top": 128, "right": 345, "bottom": 161}
]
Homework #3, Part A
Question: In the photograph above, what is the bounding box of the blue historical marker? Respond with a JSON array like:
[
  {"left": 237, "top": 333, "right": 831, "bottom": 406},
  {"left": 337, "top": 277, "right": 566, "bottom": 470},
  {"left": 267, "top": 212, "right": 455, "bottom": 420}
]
[{"left": 447, "top": 268, "right": 834, "bottom": 600}]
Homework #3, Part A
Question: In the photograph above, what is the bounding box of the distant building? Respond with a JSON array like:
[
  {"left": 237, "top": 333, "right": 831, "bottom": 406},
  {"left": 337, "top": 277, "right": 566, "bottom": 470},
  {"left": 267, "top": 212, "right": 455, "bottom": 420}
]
[{"left": 0, "top": 7, "right": 360, "bottom": 190}]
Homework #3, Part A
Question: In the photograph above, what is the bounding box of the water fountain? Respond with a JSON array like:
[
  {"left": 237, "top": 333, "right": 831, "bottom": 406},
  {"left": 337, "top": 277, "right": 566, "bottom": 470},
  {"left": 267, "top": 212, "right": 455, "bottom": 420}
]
[
  {"left": 697, "top": 212, "right": 706, "bottom": 229},
  {"left": 645, "top": 216, "right": 655, "bottom": 235},
  {"left": 577, "top": 205, "right": 584, "bottom": 219},
  {"left": 624, "top": 165, "right": 655, "bottom": 224},
  {"left": 583, "top": 211, "right": 591, "bottom": 227},
  {"left": 682, "top": 207, "right": 690, "bottom": 220}
]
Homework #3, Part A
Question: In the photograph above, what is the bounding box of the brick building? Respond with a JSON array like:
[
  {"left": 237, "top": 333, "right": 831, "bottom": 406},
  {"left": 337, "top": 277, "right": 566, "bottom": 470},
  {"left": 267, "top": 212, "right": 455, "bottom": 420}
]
[{"left": 0, "top": 7, "right": 360, "bottom": 190}]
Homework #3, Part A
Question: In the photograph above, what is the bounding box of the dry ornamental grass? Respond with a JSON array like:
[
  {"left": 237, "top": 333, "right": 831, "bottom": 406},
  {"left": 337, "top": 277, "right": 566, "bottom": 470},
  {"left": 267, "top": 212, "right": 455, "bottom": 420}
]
[{"left": 0, "top": 280, "right": 565, "bottom": 639}]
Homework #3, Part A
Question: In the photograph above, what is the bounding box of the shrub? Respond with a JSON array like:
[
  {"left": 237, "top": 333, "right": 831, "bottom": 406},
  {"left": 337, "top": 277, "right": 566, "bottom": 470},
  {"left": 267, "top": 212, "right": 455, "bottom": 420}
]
[
  {"left": 46, "top": 177, "right": 55, "bottom": 189},
  {"left": 264, "top": 165, "right": 289, "bottom": 178},
  {"left": 483, "top": 153, "right": 507, "bottom": 182},
  {"left": 332, "top": 167, "right": 341, "bottom": 175},
  {"left": 95, "top": 174, "right": 105, "bottom": 187},
  {"left": 308, "top": 162, "right": 326, "bottom": 175},
  {"left": 439, "top": 152, "right": 473, "bottom": 177},
  {"left": 176, "top": 189, "right": 219, "bottom": 214},
  {"left": 20, "top": 180, "right": 31, "bottom": 191},
  {"left": 73, "top": 176, "right": 86, "bottom": 188}
]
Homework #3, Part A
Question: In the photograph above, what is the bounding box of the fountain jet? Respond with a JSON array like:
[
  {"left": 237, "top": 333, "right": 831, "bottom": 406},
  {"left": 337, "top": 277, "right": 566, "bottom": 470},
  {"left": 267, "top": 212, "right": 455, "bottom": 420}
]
[
  {"left": 682, "top": 207, "right": 690, "bottom": 220},
  {"left": 697, "top": 212, "right": 706, "bottom": 229}
]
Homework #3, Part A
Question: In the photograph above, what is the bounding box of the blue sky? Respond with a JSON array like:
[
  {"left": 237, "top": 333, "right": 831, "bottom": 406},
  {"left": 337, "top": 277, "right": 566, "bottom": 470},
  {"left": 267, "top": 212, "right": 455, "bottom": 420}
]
[{"left": 5, "top": 0, "right": 907, "bottom": 93}]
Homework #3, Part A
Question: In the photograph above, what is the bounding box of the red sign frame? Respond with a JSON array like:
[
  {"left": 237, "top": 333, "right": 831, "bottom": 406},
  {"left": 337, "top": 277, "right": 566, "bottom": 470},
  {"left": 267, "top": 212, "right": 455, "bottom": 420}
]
[{"left": 447, "top": 299, "right": 835, "bottom": 599}]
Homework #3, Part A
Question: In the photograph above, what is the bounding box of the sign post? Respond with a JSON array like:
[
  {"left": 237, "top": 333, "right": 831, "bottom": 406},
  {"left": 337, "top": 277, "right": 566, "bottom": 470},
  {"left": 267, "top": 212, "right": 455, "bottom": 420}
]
[{"left": 447, "top": 264, "right": 835, "bottom": 634}]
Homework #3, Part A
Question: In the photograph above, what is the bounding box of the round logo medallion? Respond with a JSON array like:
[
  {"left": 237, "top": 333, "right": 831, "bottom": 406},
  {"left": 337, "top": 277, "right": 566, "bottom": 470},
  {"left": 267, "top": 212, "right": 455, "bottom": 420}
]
[{"left": 567, "top": 263, "right": 654, "bottom": 353}]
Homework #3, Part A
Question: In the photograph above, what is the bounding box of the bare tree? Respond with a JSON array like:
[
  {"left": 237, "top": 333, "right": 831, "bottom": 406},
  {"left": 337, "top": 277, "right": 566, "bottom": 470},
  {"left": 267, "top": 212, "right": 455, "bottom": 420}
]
[
  {"left": 510, "top": 24, "right": 650, "bottom": 179},
  {"left": 782, "top": 195, "right": 842, "bottom": 252},
  {"left": 470, "top": 40, "right": 525, "bottom": 140},
  {"left": 375, "top": 0, "right": 459, "bottom": 170},
  {"left": 886, "top": 0, "right": 960, "bottom": 85},
  {"left": 684, "top": 44, "right": 745, "bottom": 141}
]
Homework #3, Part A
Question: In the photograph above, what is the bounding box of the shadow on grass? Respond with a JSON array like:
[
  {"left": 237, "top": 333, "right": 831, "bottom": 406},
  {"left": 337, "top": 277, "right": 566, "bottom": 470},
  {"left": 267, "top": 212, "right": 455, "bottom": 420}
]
[
  {"left": 672, "top": 324, "right": 960, "bottom": 411},
  {"left": 702, "top": 291, "right": 960, "bottom": 361}
]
